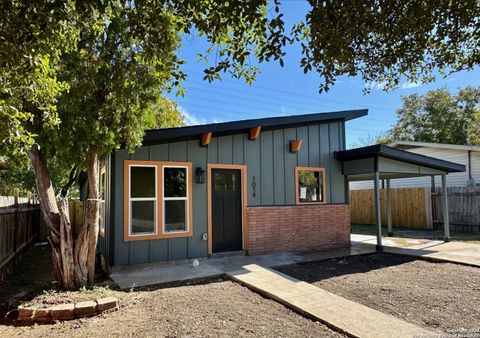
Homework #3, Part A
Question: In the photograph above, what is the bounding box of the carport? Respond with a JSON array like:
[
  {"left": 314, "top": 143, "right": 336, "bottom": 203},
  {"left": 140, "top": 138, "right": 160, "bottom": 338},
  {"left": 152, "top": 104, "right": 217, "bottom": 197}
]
[{"left": 335, "top": 145, "right": 466, "bottom": 251}]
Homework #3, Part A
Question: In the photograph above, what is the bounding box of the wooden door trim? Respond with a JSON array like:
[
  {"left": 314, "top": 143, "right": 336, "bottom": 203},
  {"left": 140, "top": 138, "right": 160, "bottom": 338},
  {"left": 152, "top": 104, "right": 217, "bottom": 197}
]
[{"left": 207, "top": 164, "right": 248, "bottom": 255}]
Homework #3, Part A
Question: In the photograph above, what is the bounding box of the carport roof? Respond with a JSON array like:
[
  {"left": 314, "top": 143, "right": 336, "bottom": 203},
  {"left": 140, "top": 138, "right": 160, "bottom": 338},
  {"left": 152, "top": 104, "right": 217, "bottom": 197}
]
[{"left": 335, "top": 144, "right": 466, "bottom": 173}]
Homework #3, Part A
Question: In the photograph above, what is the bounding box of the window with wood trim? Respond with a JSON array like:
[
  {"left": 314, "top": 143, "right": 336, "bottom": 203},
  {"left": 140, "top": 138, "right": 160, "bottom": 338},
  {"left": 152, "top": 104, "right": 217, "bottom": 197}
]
[
  {"left": 295, "top": 167, "right": 326, "bottom": 204},
  {"left": 163, "top": 166, "right": 189, "bottom": 233},
  {"left": 129, "top": 165, "right": 157, "bottom": 236},
  {"left": 124, "top": 160, "right": 192, "bottom": 241}
]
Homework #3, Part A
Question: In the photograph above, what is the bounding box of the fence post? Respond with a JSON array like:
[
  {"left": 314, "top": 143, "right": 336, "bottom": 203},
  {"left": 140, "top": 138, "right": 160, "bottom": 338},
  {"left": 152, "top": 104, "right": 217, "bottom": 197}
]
[
  {"left": 386, "top": 179, "right": 393, "bottom": 236},
  {"left": 441, "top": 174, "right": 450, "bottom": 241},
  {"left": 12, "top": 188, "right": 19, "bottom": 266}
]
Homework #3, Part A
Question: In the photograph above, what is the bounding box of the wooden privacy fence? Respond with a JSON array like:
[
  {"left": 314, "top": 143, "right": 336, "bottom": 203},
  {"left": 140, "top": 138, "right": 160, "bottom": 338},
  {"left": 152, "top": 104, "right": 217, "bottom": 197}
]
[
  {"left": 0, "top": 193, "right": 40, "bottom": 280},
  {"left": 350, "top": 188, "right": 432, "bottom": 229},
  {"left": 350, "top": 186, "right": 480, "bottom": 232},
  {"left": 69, "top": 199, "right": 84, "bottom": 239},
  {"left": 432, "top": 186, "right": 480, "bottom": 232}
]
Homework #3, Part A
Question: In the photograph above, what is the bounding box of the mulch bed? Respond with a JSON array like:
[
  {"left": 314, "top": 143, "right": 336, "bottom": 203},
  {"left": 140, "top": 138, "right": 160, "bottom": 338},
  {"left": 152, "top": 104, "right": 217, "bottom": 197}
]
[
  {"left": 1, "top": 280, "right": 345, "bottom": 337},
  {"left": 275, "top": 253, "right": 480, "bottom": 334}
]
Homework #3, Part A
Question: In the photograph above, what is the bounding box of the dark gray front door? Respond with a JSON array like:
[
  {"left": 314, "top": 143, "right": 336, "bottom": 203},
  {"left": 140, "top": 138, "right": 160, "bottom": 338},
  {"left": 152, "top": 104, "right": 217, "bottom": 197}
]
[{"left": 211, "top": 169, "right": 242, "bottom": 253}]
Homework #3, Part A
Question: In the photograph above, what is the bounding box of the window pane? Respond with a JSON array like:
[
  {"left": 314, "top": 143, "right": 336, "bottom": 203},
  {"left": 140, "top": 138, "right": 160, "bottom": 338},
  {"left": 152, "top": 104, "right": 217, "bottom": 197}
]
[
  {"left": 165, "top": 200, "right": 186, "bottom": 232},
  {"left": 131, "top": 200, "right": 155, "bottom": 234},
  {"left": 298, "top": 170, "right": 320, "bottom": 187},
  {"left": 164, "top": 167, "right": 187, "bottom": 197},
  {"left": 131, "top": 166, "right": 156, "bottom": 198},
  {"left": 298, "top": 170, "right": 323, "bottom": 202},
  {"left": 214, "top": 172, "right": 236, "bottom": 191}
]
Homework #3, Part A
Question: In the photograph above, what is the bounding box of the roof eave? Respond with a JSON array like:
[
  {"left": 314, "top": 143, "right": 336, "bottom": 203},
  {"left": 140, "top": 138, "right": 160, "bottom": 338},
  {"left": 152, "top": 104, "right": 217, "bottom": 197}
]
[{"left": 143, "top": 109, "right": 368, "bottom": 146}]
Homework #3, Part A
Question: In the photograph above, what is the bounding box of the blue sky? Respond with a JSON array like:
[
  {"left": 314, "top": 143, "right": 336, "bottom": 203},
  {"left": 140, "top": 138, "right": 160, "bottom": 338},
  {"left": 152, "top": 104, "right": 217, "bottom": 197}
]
[{"left": 168, "top": 2, "right": 480, "bottom": 148}]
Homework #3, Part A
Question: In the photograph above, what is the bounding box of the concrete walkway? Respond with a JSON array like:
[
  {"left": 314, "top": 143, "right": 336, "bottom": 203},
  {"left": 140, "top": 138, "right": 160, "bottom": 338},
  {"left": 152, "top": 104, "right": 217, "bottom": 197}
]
[
  {"left": 111, "top": 245, "right": 372, "bottom": 289},
  {"left": 351, "top": 234, "right": 480, "bottom": 267},
  {"left": 228, "top": 264, "right": 434, "bottom": 338}
]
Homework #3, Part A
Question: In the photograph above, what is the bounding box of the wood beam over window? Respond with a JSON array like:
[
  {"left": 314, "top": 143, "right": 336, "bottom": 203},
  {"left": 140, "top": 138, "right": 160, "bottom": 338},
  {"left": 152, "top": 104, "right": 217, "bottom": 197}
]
[
  {"left": 249, "top": 127, "right": 261, "bottom": 140},
  {"left": 201, "top": 132, "right": 212, "bottom": 146}
]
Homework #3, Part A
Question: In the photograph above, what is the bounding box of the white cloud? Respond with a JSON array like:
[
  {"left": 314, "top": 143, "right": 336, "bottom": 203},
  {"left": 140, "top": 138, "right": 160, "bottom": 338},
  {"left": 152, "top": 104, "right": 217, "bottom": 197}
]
[
  {"left": 401, "top": 81, "right": 421, "bottom": 89},
  {"left": 179, "top": 105, "right": 208, "bottom": 126},
  {"left": 370, "top": 81, "right": 388, "bottom": 90},
  {"left": 179, "top": 105, "right": 224, "bottom": 126}
]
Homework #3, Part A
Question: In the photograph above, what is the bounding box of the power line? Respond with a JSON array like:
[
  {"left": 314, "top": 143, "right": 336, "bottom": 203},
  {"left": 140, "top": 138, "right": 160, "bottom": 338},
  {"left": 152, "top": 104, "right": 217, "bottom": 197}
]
[{"left": 181, "top": 69, "right": 397, "bottom": 114}]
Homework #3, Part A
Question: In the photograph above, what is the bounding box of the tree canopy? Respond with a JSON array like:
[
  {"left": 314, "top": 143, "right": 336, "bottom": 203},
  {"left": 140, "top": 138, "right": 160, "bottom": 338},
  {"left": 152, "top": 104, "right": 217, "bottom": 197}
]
[
  {"left": 2, "top": 1, "right": 480, "bottom": 163},
  {"left": 382, "top": 87, "right": 480, "bottom": 145}
]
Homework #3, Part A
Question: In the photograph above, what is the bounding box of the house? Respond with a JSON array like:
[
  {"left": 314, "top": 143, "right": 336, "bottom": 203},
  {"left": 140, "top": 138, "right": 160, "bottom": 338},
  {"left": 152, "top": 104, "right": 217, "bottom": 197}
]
[
  {"left": 96, "top": 110, "right": 465, "bottom": 267},
  {"left": 349, "top": 141, "right": 480, "bottom": 190}
]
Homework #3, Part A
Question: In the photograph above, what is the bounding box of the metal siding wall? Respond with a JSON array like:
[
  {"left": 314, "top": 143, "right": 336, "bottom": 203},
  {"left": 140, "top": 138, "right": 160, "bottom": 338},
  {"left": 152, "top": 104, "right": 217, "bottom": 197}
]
[
  {"left": 329, "top": 122, "right": 346, "bottom": 203},
  {"left": 308, "top": 125, "right": 320, "bottom": 167},
  {"left": 187, "top": 140, "right": 208, "bottom": 258},
  {"left": 218, "top": 135, "right": 233, "bottom": 164},
  {"left": 296, "top": 126, "right": 309, "bottom": 166},
  {"left": 245, "top": 135, "right": 261, "bottom": 206},
  {"left": 208, "top": 137, "right": 218, "bottom": 164},
  {"left": 99, "top": 155, "right": 111, "bottom": 261},
  {"left": 260, "top": 130, "right": 274, "bottom": 205},
  {"left": 114, "top": 149, "right": 130, "bottom": 266},
  {"left": 113, "top": 121, "right": 348, "bottom": 265},
  {"left": 284, "top": 128, "right": 297, "bottom": 204},
  {"left": 233, "top": 134, "right": 245, "bottom": 164},
  {"left": 319, "top": 124, "right": 331, "bottom": 203},
  {"left": 273, "top": 129, "right": 286, "bottom": 205}
]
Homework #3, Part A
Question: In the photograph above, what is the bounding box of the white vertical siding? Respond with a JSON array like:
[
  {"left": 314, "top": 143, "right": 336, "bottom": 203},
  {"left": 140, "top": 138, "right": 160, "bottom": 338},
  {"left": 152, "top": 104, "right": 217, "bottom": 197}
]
[{"left": 349, "top": 147, "right": 480, "bottom": 190}]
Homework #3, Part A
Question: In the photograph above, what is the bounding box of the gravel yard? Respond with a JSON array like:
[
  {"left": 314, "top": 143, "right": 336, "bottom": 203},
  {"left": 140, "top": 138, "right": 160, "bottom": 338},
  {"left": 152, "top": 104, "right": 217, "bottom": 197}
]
[
  {"left": 0, "top": 279, "right": 344, "bottom": 337},
  {"left": 275, "top": 253, "right": 480, "bottom": 334}
]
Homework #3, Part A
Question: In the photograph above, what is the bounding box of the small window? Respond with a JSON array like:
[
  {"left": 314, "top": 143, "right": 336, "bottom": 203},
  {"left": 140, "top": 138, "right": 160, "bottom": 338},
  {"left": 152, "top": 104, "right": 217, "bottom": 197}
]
[
  {"left": 296, "top": 167, "right": 326, "bottom": 204},
  {"left": 129, "top": 165, "right": 157, "bottom": 235},
  {"left": 163, "top": 166, "right": 188, "bottom": 233}
]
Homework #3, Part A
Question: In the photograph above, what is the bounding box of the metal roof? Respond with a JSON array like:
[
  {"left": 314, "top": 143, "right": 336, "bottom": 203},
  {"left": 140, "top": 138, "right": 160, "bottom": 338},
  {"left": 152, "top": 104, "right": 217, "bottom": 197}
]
[
  {"left": 143, "top": 109, "right": 368, "bottom": 145},
  {"left": 335, "top": 144, "right": 466, "bottom": 173},
  {"left": 389, "top": 141, "right": 480, "bottom": 152}
]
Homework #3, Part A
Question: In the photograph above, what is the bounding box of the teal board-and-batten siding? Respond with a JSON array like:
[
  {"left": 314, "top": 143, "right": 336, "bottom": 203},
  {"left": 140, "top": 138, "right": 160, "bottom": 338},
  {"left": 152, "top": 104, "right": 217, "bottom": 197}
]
[{"left": 112, "top": 121, "right": 346, "bottom": 266}]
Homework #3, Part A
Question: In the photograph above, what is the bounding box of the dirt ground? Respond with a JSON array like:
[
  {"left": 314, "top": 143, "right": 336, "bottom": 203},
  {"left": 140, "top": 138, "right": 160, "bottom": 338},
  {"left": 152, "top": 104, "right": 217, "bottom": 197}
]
[
  {"left": 0, "top": 245, "right": 54, "bottom": 312},
  {"left": 0, "top": 279, "right": 345, "bottom": 337},
  {"left": 275, "top": 253, "right": 480, "bottom": 333}
]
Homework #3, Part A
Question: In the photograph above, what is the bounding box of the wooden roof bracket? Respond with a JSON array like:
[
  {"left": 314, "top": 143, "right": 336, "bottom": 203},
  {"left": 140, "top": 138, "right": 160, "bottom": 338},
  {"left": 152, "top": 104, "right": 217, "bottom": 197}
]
[
  {"left": 201, "top": 132, "right": 212, "bottom": 146},
  {"left": 290, "top": 140, "right": 303, "bottom": 153},
  {"left": 249, "top": 126, "right": 261, "bottom": 140}
]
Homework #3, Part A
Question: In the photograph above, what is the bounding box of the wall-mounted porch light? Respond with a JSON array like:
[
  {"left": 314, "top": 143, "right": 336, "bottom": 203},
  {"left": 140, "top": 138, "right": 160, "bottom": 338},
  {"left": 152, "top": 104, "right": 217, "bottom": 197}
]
[{"left": 196, "top": 167, "right": 206, "bottom": 184}]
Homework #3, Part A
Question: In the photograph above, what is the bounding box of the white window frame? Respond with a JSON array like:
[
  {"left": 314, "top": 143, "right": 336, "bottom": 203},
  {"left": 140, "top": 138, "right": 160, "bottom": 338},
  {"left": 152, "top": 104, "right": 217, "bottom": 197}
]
[
  {"left": 162, "top": 165, "right": 189, "bottom": 234},
  {"left": 129, "top": 164, "right": 158, "bottom": 237}
]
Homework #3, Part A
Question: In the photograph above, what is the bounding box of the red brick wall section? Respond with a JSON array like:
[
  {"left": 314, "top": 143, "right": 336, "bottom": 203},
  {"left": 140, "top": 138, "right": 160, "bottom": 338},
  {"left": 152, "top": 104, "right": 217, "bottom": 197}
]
[{"left": 247, "top": 204, "right": 350, "bottom": 255}]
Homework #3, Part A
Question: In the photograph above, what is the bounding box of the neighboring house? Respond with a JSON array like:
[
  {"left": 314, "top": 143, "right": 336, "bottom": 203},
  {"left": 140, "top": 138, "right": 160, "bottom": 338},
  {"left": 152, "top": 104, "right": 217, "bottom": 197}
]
[
  {"left": 349, "top": 141, "right": 480, "bottom": 190},
  {"left": 96, "top": 111, "right": 464, "bottom": 268}
]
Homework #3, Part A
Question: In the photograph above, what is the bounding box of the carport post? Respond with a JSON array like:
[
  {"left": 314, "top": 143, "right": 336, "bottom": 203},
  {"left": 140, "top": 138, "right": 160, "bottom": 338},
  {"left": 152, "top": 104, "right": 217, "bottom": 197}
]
[
  {"left": 373, "top": 170, "right": 383, "bottom": 251},
  {"left": 441, "top": 174, "right": 450, "bottom": 242},
  {"left": 386, "top": 179, "right": 393, "bottom": 236}
]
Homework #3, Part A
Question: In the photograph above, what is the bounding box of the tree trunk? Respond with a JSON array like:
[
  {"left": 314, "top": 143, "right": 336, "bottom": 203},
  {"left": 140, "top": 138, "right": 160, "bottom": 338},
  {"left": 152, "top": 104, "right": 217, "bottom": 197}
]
[
  {"left": 74, "top": 153, "right": 100, "bottom": 286},
  {"left": 29, "top": 147, "right": 76, "bottom": 289},
  {"left": 30, "top": 147, "right": 100, "bottom": 289}
]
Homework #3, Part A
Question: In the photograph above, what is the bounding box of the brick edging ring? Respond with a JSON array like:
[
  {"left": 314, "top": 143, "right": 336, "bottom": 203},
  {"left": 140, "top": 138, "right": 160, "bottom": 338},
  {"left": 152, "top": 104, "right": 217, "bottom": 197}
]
[{"left": 18, "top": 296, "right": 119, "bottom": 323}]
